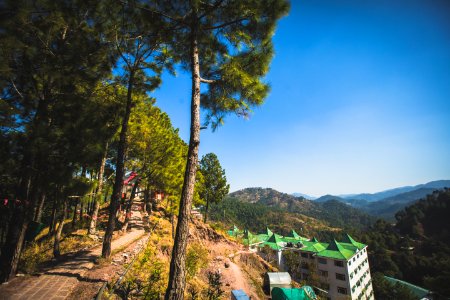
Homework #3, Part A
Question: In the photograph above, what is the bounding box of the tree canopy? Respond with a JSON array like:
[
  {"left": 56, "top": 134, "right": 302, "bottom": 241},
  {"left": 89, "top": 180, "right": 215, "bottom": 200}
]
[{"left": 199, "top": 153, "right": 229, "bottom": 223}]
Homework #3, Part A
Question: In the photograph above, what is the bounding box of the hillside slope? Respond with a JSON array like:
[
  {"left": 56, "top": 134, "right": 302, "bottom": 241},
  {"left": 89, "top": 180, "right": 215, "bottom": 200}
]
[
  {"left": 209, "top": 197, "right": 339, "bottom": 237},
  {"left": 106, "top": 209, "right": 274, "bottom": 299},
  {"left": 228, "top": 187, "right": 374, "bottom": 229},
  {"left": 360, "top": 189, "right": 450, "bottom": 298}
]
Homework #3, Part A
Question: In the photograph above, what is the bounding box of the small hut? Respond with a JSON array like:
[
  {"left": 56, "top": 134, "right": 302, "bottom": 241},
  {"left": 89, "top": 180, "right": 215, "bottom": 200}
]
[{"left": 263, "top": 272, "right": 291, "bottom": 294}]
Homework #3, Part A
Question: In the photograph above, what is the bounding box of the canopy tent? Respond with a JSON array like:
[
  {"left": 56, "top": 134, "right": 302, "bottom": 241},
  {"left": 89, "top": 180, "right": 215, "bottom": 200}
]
[{"left": 271, "top": 286, "right": 317, "bottom": 300}]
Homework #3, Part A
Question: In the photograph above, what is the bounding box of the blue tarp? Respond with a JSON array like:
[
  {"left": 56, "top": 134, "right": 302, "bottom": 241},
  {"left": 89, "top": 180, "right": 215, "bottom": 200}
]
[{"left": 231, "top": 289, "right": 250, "bottom": 300}]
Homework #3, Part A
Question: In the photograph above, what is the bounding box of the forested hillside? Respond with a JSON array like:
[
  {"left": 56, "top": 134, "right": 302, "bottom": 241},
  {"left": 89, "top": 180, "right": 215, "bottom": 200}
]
[
  {"left": 313, "top": 180, "right": 450, "bottom": 220},
  {"left": 228, "top": 188, "right": 375, "bottom": 229},
  {"left": 209, "top": 197, "right": 339, "bottom": 238},
  {"left": 359, "top": 189, "right": 450, "bottom": 298}
]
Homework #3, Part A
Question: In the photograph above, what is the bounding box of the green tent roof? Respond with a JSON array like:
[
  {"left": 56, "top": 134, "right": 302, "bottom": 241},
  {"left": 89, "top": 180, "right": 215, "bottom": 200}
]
[
  {"left": 316, "top": 240, "right": 355, "bottom": 260},
  {"left": 271, "top": 287, "right": 317, "bottom": 300},
  {"left": 263, "top": 233, "right": 285, "bottom": 250},
  {"left": 291, "top": 230, "right": 300, "bottom": 239},
  {"left": 300, "top": 241, "right": 327, "bottom": 253},
  {"left": 242, "top": 228, "right": 365, "bottom": 261},
  {"left": 384, "top": 276, "right": 431, "bottom": 299},
  {"left": 341, "top": 234, "right": 366, "bottom": 250}
]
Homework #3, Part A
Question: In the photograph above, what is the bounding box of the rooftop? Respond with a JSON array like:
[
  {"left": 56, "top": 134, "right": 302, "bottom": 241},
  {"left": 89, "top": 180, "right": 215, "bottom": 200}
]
[{"left": 229, "top": 226, "right": 367, "bottom": 261}]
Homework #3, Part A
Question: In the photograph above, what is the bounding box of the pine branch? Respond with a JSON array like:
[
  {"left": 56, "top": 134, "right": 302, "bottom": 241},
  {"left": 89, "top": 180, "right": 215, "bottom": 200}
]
[
  {"left": 200, "top": 77, "right": 217, "bottom": 84},
  {"left": 203, "top": 18, "right": 249, "bottom": 30},
  {"left": 10, "top": 80, "right": 24, "bottom": 99},
  {"left": 118, "top": 0, "right": 189, "bottom": 27}
]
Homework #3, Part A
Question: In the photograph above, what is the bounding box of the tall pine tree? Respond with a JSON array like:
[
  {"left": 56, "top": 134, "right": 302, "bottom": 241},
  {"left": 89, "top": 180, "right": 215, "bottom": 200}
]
[{"left": 141, "top": 1, "right": 290, "bottom": 298}]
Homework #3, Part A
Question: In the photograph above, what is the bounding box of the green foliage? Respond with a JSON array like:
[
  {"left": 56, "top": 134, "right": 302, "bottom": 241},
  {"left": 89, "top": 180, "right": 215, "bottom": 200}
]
[
  {"left": 120, "top": 244, "right": 168, "bottom": 299},
  {"left": 127, "top": 96, "right": 187, "bottom": 213},
  {"left": 186, "top": 243, "right": 209, "bottom": 279},
  {"left": 372, "top": 273, "right": 416, "bottom": 300},
  {"left": 199, "top": 153, "right": 230, "bottom": 222},
  {"left": 359, "top": 189, "right": 450, "bottom": 298},
  {"left": 209, "top": 197, "right": 311, "bottom": 235},
  {"left": 205, "top": 271, "right": 224, "bottom": 300},
  {"left": 229, "top": 188, "right": 374, "bottom": 230}
]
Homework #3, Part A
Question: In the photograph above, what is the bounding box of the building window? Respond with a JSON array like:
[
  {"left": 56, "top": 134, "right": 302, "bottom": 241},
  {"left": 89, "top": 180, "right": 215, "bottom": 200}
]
[
  {"left": 320, "top": 282, "right": 330, "bottom": 290},
  {"left": 301, "top": 252, "right": 308, "bottom": 258},
  {"left": 336, "top": 273, "right": 346, "bottom": 281},
  {"left": 350, "top": 272, "right": 354, "bottom": 279},
  {"left": 348, "top": 260, "right": 352, "bottom": 266},
  {"left": 309, "top": 253, "right": 314, "bottom": 259},
  {"left": 334, "top": 260, "right": 344, "bottom": 267},
  {"left": 319, "top": 270, "right": 328, "bottom": 277},
  {"left": 353, "top": 257, "right": 356, "bottom": 262},
  {"left": 318, "top": 258, "right": 327, "bottom": 264},
  {"left": 337, "top": 287, "right": 348, "bottom": 295}
]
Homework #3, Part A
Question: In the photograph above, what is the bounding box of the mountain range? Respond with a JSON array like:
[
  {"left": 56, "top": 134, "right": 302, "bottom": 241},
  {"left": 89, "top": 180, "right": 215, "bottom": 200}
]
[
  {"left": 228, "top": 187, "right": 375, "bottom": 229},
  {"left": 294, "top": 180, "right": 450, "bottom": 220}
]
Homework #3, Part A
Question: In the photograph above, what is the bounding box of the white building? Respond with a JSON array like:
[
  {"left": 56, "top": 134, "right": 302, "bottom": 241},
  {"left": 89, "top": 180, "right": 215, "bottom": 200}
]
[{"left": 241, "top": 229, "right": 374, "bottom": 300}]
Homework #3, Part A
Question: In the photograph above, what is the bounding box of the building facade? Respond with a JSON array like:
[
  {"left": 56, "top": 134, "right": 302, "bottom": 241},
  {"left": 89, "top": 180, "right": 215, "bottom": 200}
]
[{"left": 236, "top": 228, "right": 374, "bottom": 300}]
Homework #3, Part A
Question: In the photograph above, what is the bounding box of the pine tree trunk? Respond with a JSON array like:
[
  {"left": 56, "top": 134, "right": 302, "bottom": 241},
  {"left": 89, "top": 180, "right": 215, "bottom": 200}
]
[
  {"left": 49, "top": 196, "right": 58, "bottom": 235},
  {"left": 33, "top": 192, "right": 46, "bottom": 222},
  {"left": 144, "top": 183, "right": 151, "bottom": 213},
  {"left": 89, "top": 144, "right": 107, "bottom": 235},
  {"left": 72, "top": 199, "right": 78, "bottom": 228},
  {"left": 102, "top": 72, "right": 134, "bottom": 258},
  {"left": 203, "top": 199, "right": 209, "bottom": 223},
  {"left": 53, "top": 198, "right": 67, "bottom": 258},
  {"left": 79, "top": 200, "right": 84, "bottom": 222},
  {"left": 0, "top": 204, "right": 29, "bottom": 282},
  {"left": 165, "top": 27, "right": 201, "bottom": 300},
  {"left": 0, "top": 92, "right": 50, "bottom": 282},
  {"left": 122, "top": 179, "right": 138, "bottom": 232},
  {"left": 0, "top": 173, "right": 36, "bottom": 283}
]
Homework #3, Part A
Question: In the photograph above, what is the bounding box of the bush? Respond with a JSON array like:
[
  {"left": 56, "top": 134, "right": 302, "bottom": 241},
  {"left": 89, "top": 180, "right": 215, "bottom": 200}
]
[
  {"left": 205, "top": 271, "right": 224, "bottom": 300},
  {"left": 186, "top": 242, "right": 209, "bottom": 279}
]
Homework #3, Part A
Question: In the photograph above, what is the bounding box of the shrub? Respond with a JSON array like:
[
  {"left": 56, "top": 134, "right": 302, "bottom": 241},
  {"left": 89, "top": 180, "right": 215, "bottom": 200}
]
[{"left": 186, "top": 242, "right": 209, "bottom": 279}]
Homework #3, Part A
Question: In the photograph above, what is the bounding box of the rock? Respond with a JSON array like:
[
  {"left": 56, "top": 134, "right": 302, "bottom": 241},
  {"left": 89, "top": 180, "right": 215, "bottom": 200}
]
[{"left": 224, "top": 261, "right": 230, "bottom": 268}]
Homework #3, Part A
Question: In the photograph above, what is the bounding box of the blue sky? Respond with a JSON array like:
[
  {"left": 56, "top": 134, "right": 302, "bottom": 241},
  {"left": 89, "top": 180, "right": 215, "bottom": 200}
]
[{"left": 152, "top": 0, "right": 450, "bottom": 197}]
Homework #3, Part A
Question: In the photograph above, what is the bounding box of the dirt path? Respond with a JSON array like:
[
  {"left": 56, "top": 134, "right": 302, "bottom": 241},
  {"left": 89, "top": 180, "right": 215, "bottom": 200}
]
[
  {"left": 0, "top": 199, "right": 147, "bottom": 300},
  {"left": 227, "top": 261, "right": 252, "bottom": 291}
]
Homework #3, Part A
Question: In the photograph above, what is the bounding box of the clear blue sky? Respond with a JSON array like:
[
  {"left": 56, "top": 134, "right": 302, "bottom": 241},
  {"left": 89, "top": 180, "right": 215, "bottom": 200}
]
[{"left": 152, "top": 0, "right": 450, "bottom": 197}]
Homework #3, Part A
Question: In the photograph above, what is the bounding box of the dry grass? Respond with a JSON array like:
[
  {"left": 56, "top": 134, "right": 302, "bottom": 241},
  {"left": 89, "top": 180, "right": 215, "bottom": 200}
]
[{"left": 19, "top": 225, "right": 97, "bottom": 274}]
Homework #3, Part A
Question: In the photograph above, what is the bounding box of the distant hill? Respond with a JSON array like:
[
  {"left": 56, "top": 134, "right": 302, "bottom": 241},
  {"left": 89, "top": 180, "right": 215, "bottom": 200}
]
[
  {"left": 342, "top": 180, "right": 450, "bottom": 202},
  {"left": 208, "top": 197, "right": 337, "bottom": 238},
  {"left": 228, "top": 187, "right": 374, "bottom": 229},
  {"left": 364, "top": 187, "right": 438, "bottom": 220},
  {"left": 291, "top": 192, "right": 317, "bottom": 200},
  {"left": 315, "top": 194, "right": 347, "bottom": 203},
  {"left": 311, "top": 180, "right": 450, "bottom": 220}
]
